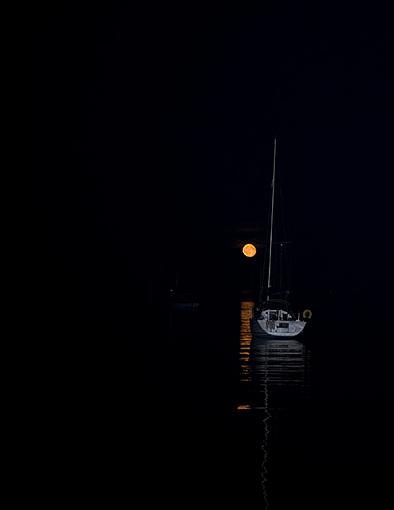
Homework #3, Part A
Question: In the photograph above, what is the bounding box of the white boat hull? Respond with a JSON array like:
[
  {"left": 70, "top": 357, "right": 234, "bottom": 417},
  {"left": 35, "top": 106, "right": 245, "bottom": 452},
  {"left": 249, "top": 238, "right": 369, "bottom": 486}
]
[{"left": 251, "top": 317, "right": 306, "bottom": 338}]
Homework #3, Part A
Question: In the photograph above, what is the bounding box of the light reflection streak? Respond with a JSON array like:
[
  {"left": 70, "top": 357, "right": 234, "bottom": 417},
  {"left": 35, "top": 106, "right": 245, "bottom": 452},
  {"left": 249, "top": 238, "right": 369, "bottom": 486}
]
[
  {"left": 239, "top": 301, "right": 253, "bottom": 385},
  {"left": 260, "top": 343, "right": 271, "bottom": 509},
  {"left": 238, "top": 300, "right": 311, "bottom": 509}
]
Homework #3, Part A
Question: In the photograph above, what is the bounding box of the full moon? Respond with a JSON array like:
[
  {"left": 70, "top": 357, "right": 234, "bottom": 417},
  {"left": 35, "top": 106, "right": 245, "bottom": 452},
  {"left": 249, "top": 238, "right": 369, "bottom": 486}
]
[{"left": 242, "top": 243, "right": 257, "bottom": 257}]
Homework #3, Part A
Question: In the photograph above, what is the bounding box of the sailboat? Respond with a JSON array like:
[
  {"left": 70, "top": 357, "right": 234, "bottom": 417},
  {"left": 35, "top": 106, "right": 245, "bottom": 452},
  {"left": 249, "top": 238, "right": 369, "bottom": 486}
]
[{"left": 251, "top": 139, "right": 307, "bottom": 339}]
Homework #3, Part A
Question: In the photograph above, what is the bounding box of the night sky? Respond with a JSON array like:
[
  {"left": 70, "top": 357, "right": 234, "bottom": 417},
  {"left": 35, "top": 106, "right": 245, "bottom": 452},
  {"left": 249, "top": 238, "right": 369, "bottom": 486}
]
[
  {"left": 32, "top": 4, "right": 393, "bottom": 293},
  {"left": 30, "top": 4, "right": 393, "bottom": 503}
]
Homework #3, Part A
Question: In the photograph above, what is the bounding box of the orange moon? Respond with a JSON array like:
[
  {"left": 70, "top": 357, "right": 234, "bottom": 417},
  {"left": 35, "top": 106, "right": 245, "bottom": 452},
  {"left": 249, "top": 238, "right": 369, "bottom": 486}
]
[{"left": 242, "top": 243, "right": 256, "bottom": 257}]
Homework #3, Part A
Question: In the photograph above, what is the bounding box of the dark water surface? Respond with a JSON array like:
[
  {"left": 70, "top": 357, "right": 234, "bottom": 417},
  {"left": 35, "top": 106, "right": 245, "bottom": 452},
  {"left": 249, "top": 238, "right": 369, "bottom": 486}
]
[
  {"left": 30, "top": 285, "right": 394, "bottom": 507},
  {"left": 140, "top": 297, "right": 394, "bottom": 508}
]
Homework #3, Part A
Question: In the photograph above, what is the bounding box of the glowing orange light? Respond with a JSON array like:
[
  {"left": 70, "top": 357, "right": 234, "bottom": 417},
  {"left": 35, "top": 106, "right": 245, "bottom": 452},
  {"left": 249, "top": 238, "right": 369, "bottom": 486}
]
[
  {"left": 237, "top": 404, "right": 252, "bottom": 411},
  {"left": 242, "top": 243, "right": 256, "bottom": 257}
]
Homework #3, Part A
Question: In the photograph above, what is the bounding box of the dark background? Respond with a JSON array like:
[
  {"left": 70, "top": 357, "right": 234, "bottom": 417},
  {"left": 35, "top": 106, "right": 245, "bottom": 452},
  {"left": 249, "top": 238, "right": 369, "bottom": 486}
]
[{"left": 30, "top": 3, "right": 393, "bottom": 505}]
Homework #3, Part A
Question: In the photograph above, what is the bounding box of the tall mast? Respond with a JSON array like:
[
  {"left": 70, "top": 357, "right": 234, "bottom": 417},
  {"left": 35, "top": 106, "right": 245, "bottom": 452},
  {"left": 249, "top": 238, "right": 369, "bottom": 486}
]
[{"left": 267, "top": 138, "right": 277, "bottom": 300}]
